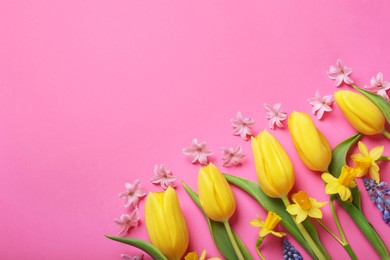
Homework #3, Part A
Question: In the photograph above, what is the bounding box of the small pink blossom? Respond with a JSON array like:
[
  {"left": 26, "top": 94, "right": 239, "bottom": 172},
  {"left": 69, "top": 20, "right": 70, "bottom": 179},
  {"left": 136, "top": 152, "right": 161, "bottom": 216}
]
[
  {"left": 308, "top": 90, "right": 334, "bottom": 119},
  {"left": 364, "top": 72, "right": 390, "bottom": 101},
  {"left": 182, "top": 138, "right": 213, "bottom": 165},
  {"left": 121, "top": 254, "right": 143, "bottom": 260},
  {"left": 151, "top": 164, "right": 177, "bottom": 189},
  {"left": 115, "top": 208, "right": 140, "bottom": 236},
  {"left": 119, "top": 179, "right": 146, "bottom": 208},
  {"left": 230, "top": 111, "right": 255, "bottom": 141},
  {"left": 264, "top": 103, "right": 287, "bottom": 129},
  {"left": 327, "top": 59, "right": 354, "bottom": 87},
  {"left": 220, "top": 145, "right": 245, "bottom": 167}
]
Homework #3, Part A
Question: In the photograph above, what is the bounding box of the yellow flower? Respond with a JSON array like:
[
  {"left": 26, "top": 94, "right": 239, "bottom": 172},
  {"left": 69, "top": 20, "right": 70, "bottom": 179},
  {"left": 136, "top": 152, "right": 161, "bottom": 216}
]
[
  {"left": 145, "top": 186, "right": 189, "bottom": 260},
  {"left": 184, "top": 250, "right": 221, "bottom": 260},
  {"left": 198, "top": 163, "right": 236, "bottom": 222},
  {"left": 250, "top": 211, "right": 286, "bottom": 238},
  {"left": 286, "top": 191, "right": 327, "bottom": 223},
  {"left": 351, "top": 141, "right": 384, "bottom": 183},
  {"left": 251, "top": 130, "right": 295, "bottom": 198},
  {"left": 321, "top": 165, "right": 357, "bottom": 201},
  {"left": 334, "top": 90, "right": 385, "bottom": 135},
  {"left": 288, "top": 111, "right": 332, "bottom": 172}
]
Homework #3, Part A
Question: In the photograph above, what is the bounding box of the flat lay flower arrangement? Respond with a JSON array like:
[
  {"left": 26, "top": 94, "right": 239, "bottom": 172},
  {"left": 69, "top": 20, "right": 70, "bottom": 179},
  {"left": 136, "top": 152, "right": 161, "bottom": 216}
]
[{"left": 106, "top": 60, "right": 390, "bottom": 260}]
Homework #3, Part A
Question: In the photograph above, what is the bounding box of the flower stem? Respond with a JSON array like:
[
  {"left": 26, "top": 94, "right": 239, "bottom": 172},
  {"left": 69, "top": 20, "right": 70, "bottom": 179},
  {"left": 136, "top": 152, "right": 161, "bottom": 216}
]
[
  {"left": 223, "top": 220, "right": 244, "bottom": 260},
  {"left": 281, "top": 196, "right": 327, "bottom": 260},
  {"left": 315, "top": 219, "right": 343, "bottom": 245},
  {"left": 255, "top": 237, "right": 266, "bottom": 260},
  {"left": 329, "top": 197, "right": 357, "bottom": 260},
  {"left": 383, "top": 130, "right": 390, "bottom": 140}
]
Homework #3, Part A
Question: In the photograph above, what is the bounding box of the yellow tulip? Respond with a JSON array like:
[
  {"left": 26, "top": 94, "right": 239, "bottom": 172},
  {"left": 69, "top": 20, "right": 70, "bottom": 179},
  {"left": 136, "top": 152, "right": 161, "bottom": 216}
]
[
  {"left": 145, "top": 186, "right": 189, "bottom": 260},
  {"left": 251, "top": 130, "right": 295, "bottom": 198},
  {"left": 198, "top": 163, "right": 236, "bottom": 222},
  {"left": 334, "top": 90, "right": 385, "bottom": 135},
  {"left": 288, "top": 111, "right": 332, "bottom": 172}
]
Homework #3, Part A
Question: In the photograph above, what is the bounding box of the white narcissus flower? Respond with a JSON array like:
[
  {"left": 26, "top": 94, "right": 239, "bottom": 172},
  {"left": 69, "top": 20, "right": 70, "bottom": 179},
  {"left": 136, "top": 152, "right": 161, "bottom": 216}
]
[
  {"left": 327, "top": 59, "right": 354, "bottom": 87},
  {"left": 220, "top": 145, "right": 245, "bottom": 167},
  {"left": 264, "top": 103, "right": 287, "bottom": 129},
  {"left": 182, "top": 138, "right": 213, "bottom": 165},
  {"left": 308, "top": 90, "right": 334, "bottom": 119},
  {"left": 364, "top": 72, "right": 390, "bottom": 101},
  {"left": 115, "top": 208, "right": 140, "bottom": 236},
  {"left": 230, "top": 111, "right": 255, "bottom": 140},
  {"left": 151, "top": 164, "right": 177, "bottom": 189},
  {"left": 119, "top": 179, "right": 146, "bottom": 208}
]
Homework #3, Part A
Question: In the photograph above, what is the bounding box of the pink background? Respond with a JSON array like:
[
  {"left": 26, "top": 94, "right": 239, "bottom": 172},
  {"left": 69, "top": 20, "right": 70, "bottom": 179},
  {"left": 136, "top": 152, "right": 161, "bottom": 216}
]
[{"left": 1, "top": 1, "right": 389, "bottom": 259}]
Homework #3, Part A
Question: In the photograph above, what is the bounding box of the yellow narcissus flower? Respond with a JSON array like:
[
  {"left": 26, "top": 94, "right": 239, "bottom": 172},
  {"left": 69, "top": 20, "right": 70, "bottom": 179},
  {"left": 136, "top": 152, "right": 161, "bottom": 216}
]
[
  {"left": 250, "top": 211, "right": 286, "bottom": 238},
  {"left": 184, "top": 250, "right": 221, "bottom": 260},
  {"left": 286, "top": 191, "right": 327, "bottom": 223},
  {"left": 251, "top": 130, "right": 295, "bottom": 198},
  {"left": 145, "top": 187, "right": 189, "bottom": 260},
  {"left": 288, "top": 111, "right": 332, "bottom": 172},
  {"left": 321, "top": 165, "right": 357, "bottom": 201},
  {"left": 198, "top": 163, "right": 236, "bottom": 222},
  {"left": 334, "top": 90, "right": 385, "bottom": 135},
  {"left": 351, "top": 141, "right": 384, "bottom": 183}
]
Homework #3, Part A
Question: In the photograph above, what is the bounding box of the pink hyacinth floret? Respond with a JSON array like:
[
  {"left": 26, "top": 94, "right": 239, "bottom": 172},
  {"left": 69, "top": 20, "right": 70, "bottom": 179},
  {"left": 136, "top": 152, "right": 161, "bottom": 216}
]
[
  {"left": 119, "top": 179, "right": 146, "bottom": 208},
  {"left": 231, "top": 111, "right": 255, "bottom": 141},
  {"left": 365, "top": 72, "right": 390, "bottom": 101},
  {"left": 115, "top": 208, "right": 140, "bottom": 236},
  {"left": 182, "top": 138, "right": 213, "bottom": 165},
  {"left": 308, "top": 90, "right": 334, "bottom": 120},
  {"left": 327, "top": 59, "right": 354, "bottom": 87},
  {"left": 151, "top": 164, "right": 177, "bottom": 189},
  {"left": 264, "top": 103, "right": 287, "bottom": 129},
  {"left": 220, "top": 145, "right": 245, "bottom": 167}
]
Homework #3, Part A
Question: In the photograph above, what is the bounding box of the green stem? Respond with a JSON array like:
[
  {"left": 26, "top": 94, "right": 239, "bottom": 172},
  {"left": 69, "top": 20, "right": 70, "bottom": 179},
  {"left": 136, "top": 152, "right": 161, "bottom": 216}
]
[
  {"left": 281, "top": 196, "right": 327, "bottom": 260},
  {"left": 329, "top": 197, "right": 357, "bottom": 260},
  {"left": 223, "top": 220, "right": 244, "bottom": 260},
  {"left": 315, "top": 219, "right": 343, "bottom": 245},
  {"left": 255, "top": 237, "right": 266, "bottom": 260},
  {"left": 383, "top": 130, "right": 390, "bottom": 140},
  {"left": 377, "top": 156, "right": 390, "bottom": 161}
]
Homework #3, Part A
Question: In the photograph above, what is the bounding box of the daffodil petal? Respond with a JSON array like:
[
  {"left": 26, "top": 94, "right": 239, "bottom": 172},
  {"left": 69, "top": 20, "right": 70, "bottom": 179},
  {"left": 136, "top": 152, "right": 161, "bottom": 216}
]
[
  {"left": 308, "top": 207, "right": 323, "bottom": 219},
  {"left": 338, "top": 186, "right": 351, "bottom": 201},
  {"left": 286, "top": 204, "right": 301, "bottom": 215},
  {"left": 369, "top": 146, "right": 384, "bottom": 161},
  {"left": 358, "top": 141, "right": 369, "bottom": 156},
  {"left": 325, "top": 182, "right": 339, "bottom": 194},
  {"left": 295, "top": 211, "right": 308, "bottom": 223},
  {"left": 321, "top": 173, "right": 337, "bottom": 183}
]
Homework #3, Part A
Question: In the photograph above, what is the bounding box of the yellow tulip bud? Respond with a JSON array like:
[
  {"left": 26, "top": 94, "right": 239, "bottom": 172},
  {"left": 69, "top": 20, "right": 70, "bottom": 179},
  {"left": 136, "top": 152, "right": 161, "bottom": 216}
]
[
  {"left": 251, "top": 130, "right": 295, "bottom": 198},
  {"left": 198, "top": 163, "right": 236, "bottom": 222},
  {"left": 288, "top": 111, "right": 332, "bottom": 172},
  {"left": 145, "top": 187, "right": 189, "bottom": 260},
  {"left": 334, "top": 90, "right": 385, "bottom": 135}
]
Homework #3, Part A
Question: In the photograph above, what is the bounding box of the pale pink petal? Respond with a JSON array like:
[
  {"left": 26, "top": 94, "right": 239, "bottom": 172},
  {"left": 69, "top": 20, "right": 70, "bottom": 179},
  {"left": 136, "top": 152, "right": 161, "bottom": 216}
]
[{"left": 151, "top": 164, "right": 177, "bottom": 189}]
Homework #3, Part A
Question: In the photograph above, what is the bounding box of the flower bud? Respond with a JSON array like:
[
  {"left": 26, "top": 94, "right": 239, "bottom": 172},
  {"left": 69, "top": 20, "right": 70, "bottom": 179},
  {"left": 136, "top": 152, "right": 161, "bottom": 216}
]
[
  {"left": 288, "top": 111, "right": 332, "bottom": 172},
  {"left": 198, "top": 163, "right": 236, "bottom": 222},
  {"left": 251, "top": 130, "right": 295, "bottom": 198},
  {"left": 334, "top": 90, "right": 385, "bottom": 135},
  {"left": 145, "top": 187, "right": 189, "bottom": 260}
]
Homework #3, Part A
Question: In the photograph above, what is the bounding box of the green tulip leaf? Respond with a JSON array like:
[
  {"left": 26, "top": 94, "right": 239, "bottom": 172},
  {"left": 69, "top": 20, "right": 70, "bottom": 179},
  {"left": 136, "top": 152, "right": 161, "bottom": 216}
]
[
  {"left": 182, "top": 182, "right": 253, "bottom": 260},
  {"left": 353, "top": 85, "right": 390, "bottom": 124},
  {"left": 105, "top": 235, "right": 167, "bottom": 260},
  {"left": 224, "top": 174, "right": 324, "bottom": 259},
  {"left": 328, "top": 132, "right": 362, "bottom": 209},
  {"left": 339, "top": 200, "right": 390, "bottom": 259}
]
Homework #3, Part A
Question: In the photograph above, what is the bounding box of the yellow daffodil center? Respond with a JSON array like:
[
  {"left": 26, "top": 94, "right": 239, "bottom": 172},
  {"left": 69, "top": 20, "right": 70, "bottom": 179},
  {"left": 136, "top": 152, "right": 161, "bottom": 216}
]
[
  {"left": 264, "top": 211, "right": 281, "bottom": 230},
  {"left": 338, "top": 166, "right": 357, "bottom": 186},
  {"left": 295, "top": 191, "right": 312, "bottom": 210},
  {"left": 354, "top": 157, "right": 372, "bottom": 169}
]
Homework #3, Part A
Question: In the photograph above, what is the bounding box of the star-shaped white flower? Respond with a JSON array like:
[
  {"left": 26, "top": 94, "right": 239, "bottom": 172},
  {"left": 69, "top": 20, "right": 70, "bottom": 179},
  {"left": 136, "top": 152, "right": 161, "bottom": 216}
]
[
  {"left": 264, "top": 103, "right": 287, "bottom": 129},
  {"left": 151, "top": 164, "right": 177, "bottom": 189},
  {"left": 327, "top": 59, "right": 354, "bottom": 87},
  {"left": 182, "top": 138, "right": 213, "bottom": 165},
  {"left": 308, "top": 90, "right": 334, "bottom": 119},
  {"left": 119, "top": 179, "right": 146, "bottom": 208},
  {"left": 115, "top": 208, "right": 140, "bottom": 236},
  {"left": 364, "top": 72, "right": 390, "bottom": 101},
  {"left": 220, "top": 145, "right": 245, "bottom": 167},
  {"left": 231, "top": 111, "right": 255, "bottom": 141},
  {"left": 121, "top": 254, "right": 143, "bottom": 260}
]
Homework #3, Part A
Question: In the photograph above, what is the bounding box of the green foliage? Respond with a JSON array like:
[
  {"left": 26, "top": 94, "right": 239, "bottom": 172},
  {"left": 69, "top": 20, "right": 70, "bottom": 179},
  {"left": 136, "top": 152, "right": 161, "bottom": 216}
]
[{"left": 104, "top": 235, "right": 167, "bottom": 260}]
